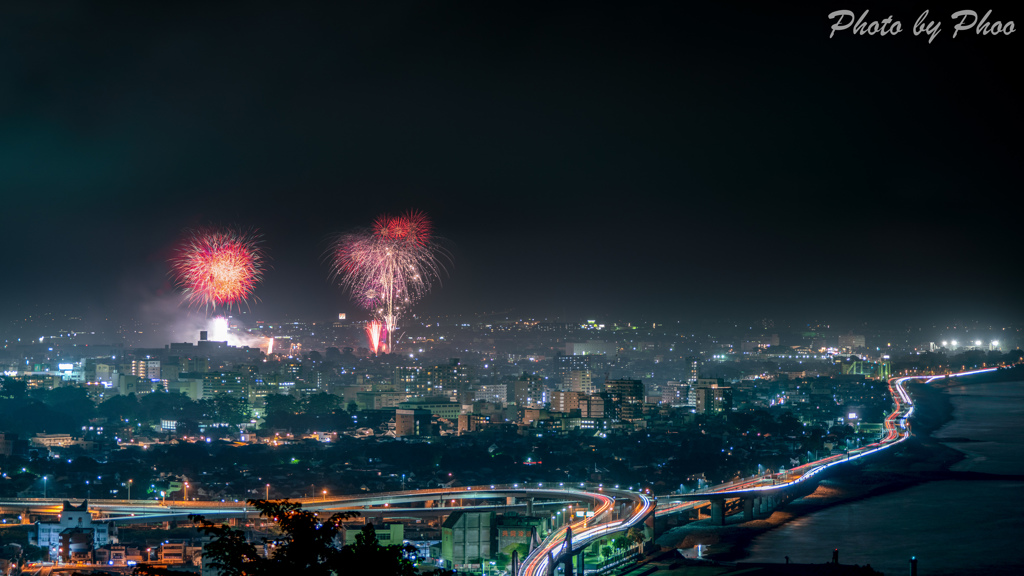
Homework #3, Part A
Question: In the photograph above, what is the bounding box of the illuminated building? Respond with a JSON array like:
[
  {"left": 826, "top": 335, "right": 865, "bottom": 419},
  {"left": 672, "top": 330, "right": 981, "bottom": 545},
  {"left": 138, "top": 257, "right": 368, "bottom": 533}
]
[
  {"left": 686, "top": 356, "right": 699, "bottom": 385},
  {"left": 428, "top": 358, "right": 472, "bottom": 403},
  {"left": 130, "top": 360, "right": 161, "bottom": 380},
  {"left": 693, "top": 383, "right": 732, "bottom": 415},
  {"left": 550, "top": 390, "right": 584, "bottom": 414},
  {"left": 36, "top": 501, "right": 118, "bottom": 562},
  {"left": 397, "top": 396, "right": 460, "bottom": 419},
  {"left": 565, "top": 370, "right": 595, "bottom": 394},
  {"left": 513, "top": 373, "right": 545, "bottom": 408},
  {"left": 395, "top": 408, "right": 432, "bottom": 437},
  {"left": 603, "top": 379, "right": 644, "bottom": 421}
]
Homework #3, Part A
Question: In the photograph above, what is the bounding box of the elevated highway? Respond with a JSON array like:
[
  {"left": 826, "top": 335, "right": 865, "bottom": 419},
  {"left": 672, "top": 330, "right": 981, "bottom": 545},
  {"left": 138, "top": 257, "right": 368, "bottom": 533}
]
[
  {"left": 0, "top": 483, "right": 611, "bottom": 525},
  {"left": 1, "top": 367, "right": 1000, "bottom": 575},
  {"left": 519, "top": 488, "right": 653, "bottom": 576},
  {"left": 653, "top": 367, "right": 998, "bottom": 525}
]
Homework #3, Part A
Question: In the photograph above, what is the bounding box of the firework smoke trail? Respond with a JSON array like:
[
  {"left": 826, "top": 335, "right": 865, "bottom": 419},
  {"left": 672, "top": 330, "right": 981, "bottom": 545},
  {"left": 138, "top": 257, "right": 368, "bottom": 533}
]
[
  {"left": 330, "top": 211, "right": 448, "bottom": 352},
  {"left": 365, "top": 320, "right": 386, "bottom": 355},
  {"left": 171, "top": 227, "right": 266, "bottom": 312}
]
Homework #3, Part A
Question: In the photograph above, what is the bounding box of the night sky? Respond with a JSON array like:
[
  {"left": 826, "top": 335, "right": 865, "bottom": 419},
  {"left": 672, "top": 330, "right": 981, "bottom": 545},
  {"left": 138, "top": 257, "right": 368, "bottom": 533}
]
[{"left": 2, "top": 2, "right": 1021, "bottom": 329}]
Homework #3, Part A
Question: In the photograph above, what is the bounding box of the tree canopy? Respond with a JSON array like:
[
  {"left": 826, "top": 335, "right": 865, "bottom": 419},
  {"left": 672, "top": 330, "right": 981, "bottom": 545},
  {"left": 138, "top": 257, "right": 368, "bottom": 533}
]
[{"left": 165, "top": 500, "right": 453, "bottom": 576}]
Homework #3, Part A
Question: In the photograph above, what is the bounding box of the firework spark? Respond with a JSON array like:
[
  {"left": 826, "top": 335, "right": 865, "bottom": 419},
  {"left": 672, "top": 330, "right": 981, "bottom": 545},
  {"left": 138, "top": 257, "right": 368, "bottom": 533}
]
[
  {"left": 330, "top": 210, "right": 448, "bottom": 352},
  {"left": 172, "top": 227, "right": 265, "bottom": 311},
  {"left": 365, "top": 319, "right": 386, "bottom": 355}
]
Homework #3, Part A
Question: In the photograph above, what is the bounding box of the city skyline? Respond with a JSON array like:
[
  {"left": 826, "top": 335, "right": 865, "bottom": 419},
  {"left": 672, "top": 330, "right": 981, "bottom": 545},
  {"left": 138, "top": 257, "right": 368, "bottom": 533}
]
[
  {"left": 2, "top": 3, "right": 1021, "bottom": 329},
  {"left": 2, "top": 5, "right": 1021, "bottom": 572}
]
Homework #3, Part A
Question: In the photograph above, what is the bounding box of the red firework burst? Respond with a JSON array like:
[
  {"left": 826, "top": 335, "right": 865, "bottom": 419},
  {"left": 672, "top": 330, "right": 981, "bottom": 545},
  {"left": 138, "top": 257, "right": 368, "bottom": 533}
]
[
  {"left": 331, "top": 210, "right": 449, "bottom": 352},
  {"left": 172, "top": 227, "right": 265, "bottom": 311},
  {"left": 373, "top": 210, "right": 432, "bottom": 246}
]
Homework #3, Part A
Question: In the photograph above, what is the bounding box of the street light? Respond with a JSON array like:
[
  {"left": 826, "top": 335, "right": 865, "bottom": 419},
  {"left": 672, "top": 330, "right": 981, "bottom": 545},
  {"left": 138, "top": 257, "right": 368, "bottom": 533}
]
[
  {"left": 43, "top": 475, "right": 47, "bottom": 499},
  {"left": 128, "top": 479, "right": 133, "bottom": 501},
  {"left": 184, "top": 482, "right": 189, "bottom": 501},
  {"left": 322, "top": 489, "right": 327, "bottom": 501},
  {"left": 266, "top": 484, "right": 270, "bottom": 500}
]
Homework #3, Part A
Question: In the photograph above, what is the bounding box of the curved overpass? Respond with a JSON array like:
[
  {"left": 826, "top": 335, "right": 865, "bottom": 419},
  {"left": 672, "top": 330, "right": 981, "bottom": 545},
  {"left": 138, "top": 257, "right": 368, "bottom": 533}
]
[
  {"left": 2, "top": 367, "right": 1000, "bottom": 574},
  {"left": 519, "top": 488, "right": 653, "bottom": 576},
  {"left": 0, "top": 483, "right": 616, "bottom": 528}
]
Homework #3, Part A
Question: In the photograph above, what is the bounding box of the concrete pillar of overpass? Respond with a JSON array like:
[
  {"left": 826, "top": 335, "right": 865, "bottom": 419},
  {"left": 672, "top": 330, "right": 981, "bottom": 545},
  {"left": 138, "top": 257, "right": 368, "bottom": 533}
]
[
  {"left": 710, "top": 499, "right": 725, "bottom": 526},
  {"left": 425, "top": 499, "right": 434, "bottom": 508},
  {"left": 759, "top": 496, "right": 769, "bottom": 515},
  {"left": 21, "top": 510, "right": 31, "bottom": 524},
  {"left": 526, "top": 497, "right": 534, "bottom": 516},
  {"left": 564, "top": 526, "right": 574, "bottom": 576},
  {"left": 547, "top": 550, "right": 556, "bottom": 576},
  {"left": 743, "top": 497, "right": 755, "bottom": 521},
  {"left": 645, "top": 502, "right": 658, "bottom": 540},
  {"left": 507, "top": 496, "right": 517, "bottom": 506},
  {"left": 577, "top": 550, "right": 586, "bottom": 575}
]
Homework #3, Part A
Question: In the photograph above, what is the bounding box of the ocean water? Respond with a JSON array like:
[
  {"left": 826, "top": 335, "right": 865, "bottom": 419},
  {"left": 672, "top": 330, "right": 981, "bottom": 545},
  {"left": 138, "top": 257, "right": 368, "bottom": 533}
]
[
  {"left": 932, "top": 382, "right": 1024, "bottom": 475},
  {"left": 742, "top": 381, "right": 1024, "bottom": 576}
]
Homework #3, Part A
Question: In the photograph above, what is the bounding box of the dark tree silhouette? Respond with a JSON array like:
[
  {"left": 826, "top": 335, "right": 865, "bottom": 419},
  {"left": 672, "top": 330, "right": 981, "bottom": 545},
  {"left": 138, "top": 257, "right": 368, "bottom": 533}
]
[{"left": 156, "top": 499, "right": 454, "bottom": 576}]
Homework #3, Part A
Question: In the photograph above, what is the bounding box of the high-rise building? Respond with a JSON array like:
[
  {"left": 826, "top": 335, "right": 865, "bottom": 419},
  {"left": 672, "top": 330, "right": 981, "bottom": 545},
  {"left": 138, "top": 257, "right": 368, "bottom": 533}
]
[
  {"left": 686, "top": 356, "right": 700, "bottom": 385},
  {"left": 661, "top": 381, "right": 689, "bottom": 406},
  {"left": 458, "top": 413, "right": 490, "bottom": 434},
  {"left": 395, "top": 408, "right": 433, "bottom": 437},
  {"left": 603, "top": 379, "right": 644, "bottom": 421},
  {"left": 554, "top": 353, "right": 607, "bottom": 383},
  {"left": 394, "top": 366, "right": 427, "bottom": 395},
  {"left": 694, "top": 383, "right": 732, "bottom": 415},
  {"left": 550, "top": 390, "right": 584, "bottom": 414},
  {"left": 565, "top": 370, "right": 595, "bottom": 395},
  {"left": 580, "top": 394, "right": 607, "bottom": 418},
  {"left": 513, "top": 373, "right": 546, "bottom": 408},
  {"left": 202, "top": 372, "right": 250, "bottom": 402},
  {"left": 690, "top": 377, "right": 723, "bottom": 406},
  {"left": 473, "top": 383, "right": 508, "bottom": 404},
  {"left": 428, "top": 359, "right": 472, "bottom": 403},
  {"left": 130, "top": 360, "right": 161, "bottom": 380}
]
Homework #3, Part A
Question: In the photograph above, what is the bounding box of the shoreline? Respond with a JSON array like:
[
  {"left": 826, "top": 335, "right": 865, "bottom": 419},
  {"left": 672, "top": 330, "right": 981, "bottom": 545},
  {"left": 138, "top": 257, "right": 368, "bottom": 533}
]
[{"left": 656, "top": 375, "right": 1020, "bottom": 562}]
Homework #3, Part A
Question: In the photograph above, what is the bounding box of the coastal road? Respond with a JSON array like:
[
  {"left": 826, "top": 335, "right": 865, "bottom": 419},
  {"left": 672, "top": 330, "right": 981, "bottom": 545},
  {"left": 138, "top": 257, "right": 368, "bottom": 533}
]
[
  {"left": 655, "top": 367, "right": 999, "bottom": 517},
  {"left": 2, "top": 366, "right": 1001, "bottom": 575}
]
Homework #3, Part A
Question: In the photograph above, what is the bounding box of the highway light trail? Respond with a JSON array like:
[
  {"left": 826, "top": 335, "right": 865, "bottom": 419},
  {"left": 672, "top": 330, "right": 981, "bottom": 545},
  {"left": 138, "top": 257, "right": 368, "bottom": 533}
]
[
  {"left": 520, "top": 490, "right": 653, "bottom": 576},
  {"left": 1, "top": 367, "right": 1002, "bottom": 575},
  {"left": 655, "top": 368, "right": 992, "bottom": 519}
]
